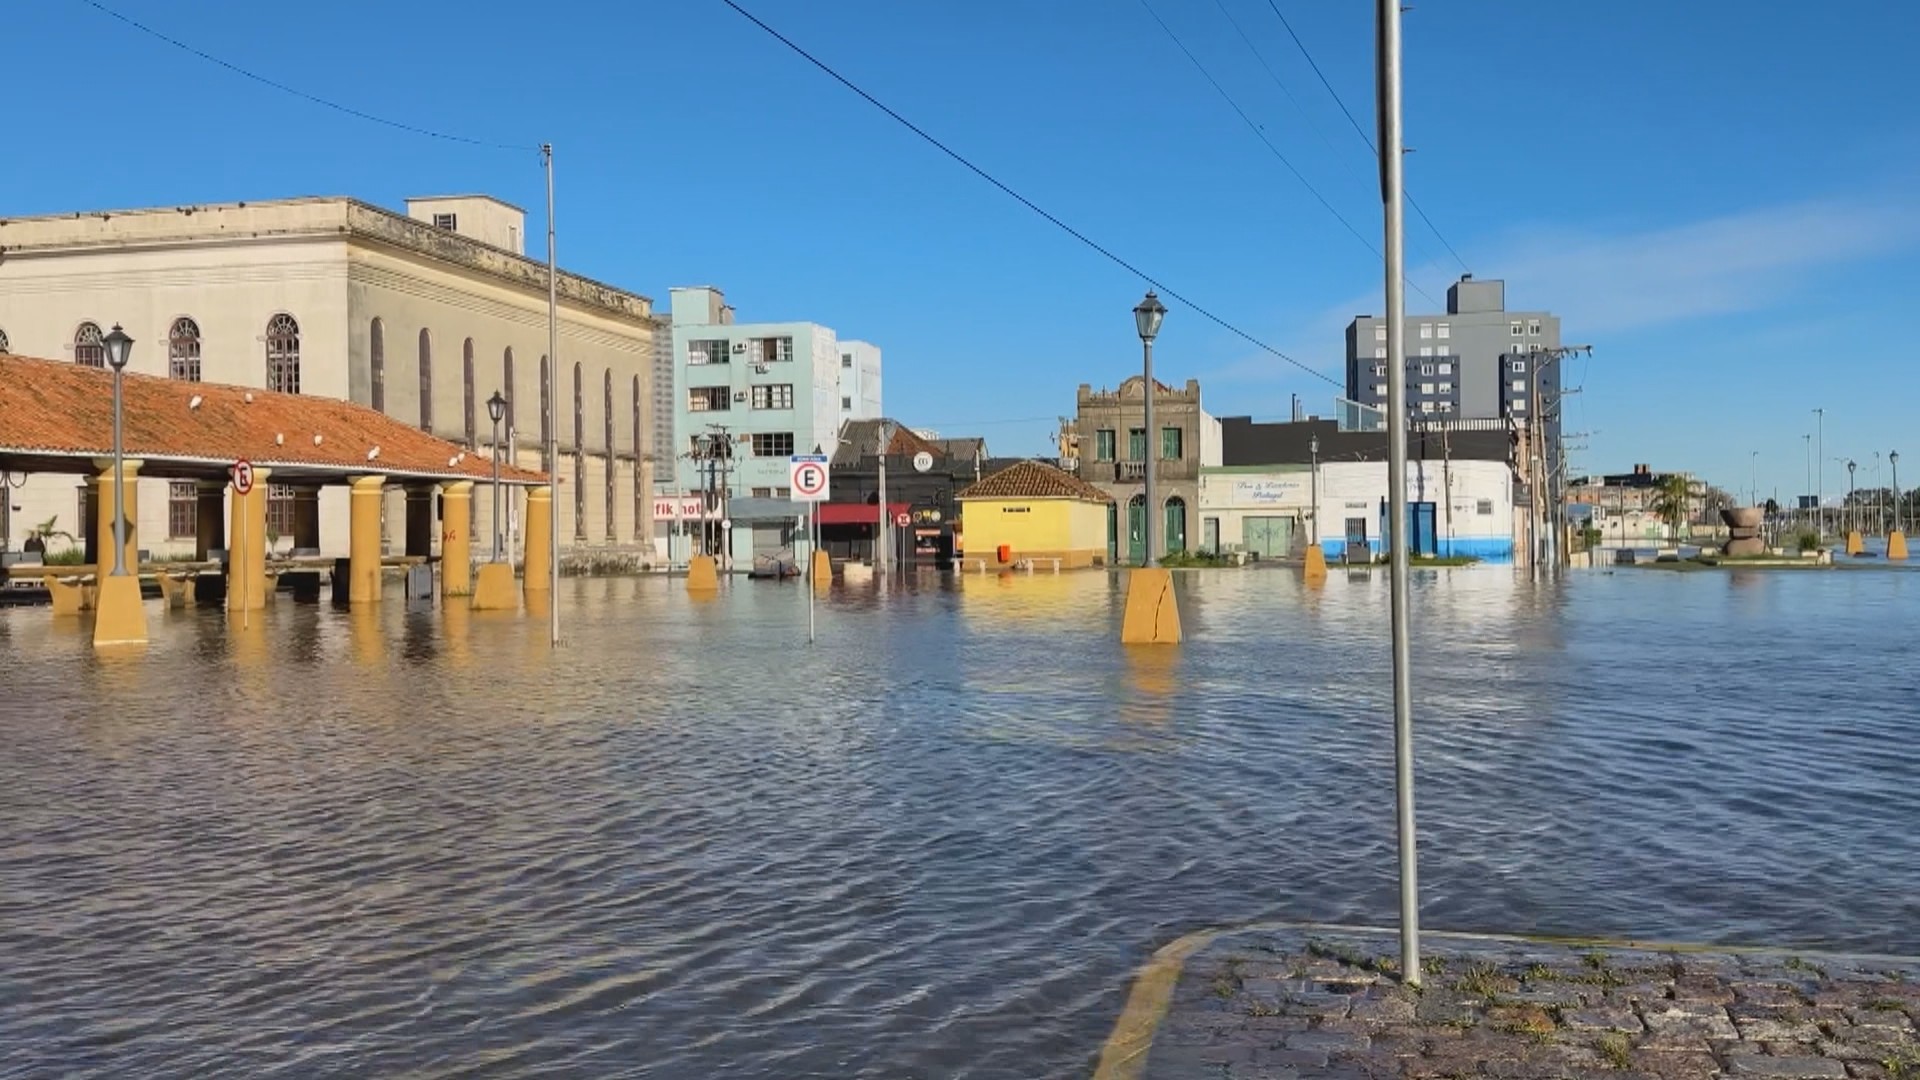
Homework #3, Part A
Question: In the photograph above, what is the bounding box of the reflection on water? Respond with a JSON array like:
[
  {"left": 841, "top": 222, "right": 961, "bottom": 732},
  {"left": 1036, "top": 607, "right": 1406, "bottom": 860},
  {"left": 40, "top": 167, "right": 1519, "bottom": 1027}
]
[{"left": 2, "top": 567, "right": 1918, "bottom": 1078}]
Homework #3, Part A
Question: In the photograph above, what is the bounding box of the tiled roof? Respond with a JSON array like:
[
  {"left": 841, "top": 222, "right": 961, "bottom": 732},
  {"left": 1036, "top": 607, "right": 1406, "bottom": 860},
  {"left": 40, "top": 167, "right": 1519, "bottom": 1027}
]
[
  {"left": 0, "top": 352, "right": 549, "bottom": 485},
  {"left": 957, "top": 459, "right": 1113, "bottom": 503},
  {"left": 831, "top": 419, "right": 947, "bottom": 467}
]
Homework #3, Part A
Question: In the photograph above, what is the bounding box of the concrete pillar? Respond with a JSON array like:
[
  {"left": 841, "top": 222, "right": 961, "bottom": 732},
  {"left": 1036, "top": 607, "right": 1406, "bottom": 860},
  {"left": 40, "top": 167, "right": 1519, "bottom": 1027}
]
[
  {"left": 292, "top": 488, "right": 321, "bottom": 551},
  {"left": 92, "top": 458, "right": 142, "bottom": 574},
  {"left": 90, "top": 460, "right": 148, "bottom": 649},
  {"left": 227, "top": 467, "right": 271, "bottom": 612},
  {"left": 523, "top": 485, "right": 552, "bottom": 596},
  {"left": 1120, "top": 567, "right": 1182, "bottom": 645},
  {"left": 1890, "top": 531, "right": 1908, "bottom": 561},
  {"left": 441, "top": 481, "right": 474, "bottom": 598},
  {"left": 405, "top": 486, "right": 435, "bottom": 559},
  {"left": 194, "top": 481, "right": 226, "bottom": 561},
  {"left": 349, "top": 475, "right": 387, "bottom": 606}
]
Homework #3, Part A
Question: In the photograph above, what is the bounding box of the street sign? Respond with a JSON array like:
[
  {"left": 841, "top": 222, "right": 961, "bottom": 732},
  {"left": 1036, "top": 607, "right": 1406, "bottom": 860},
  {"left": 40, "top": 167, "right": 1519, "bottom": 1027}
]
[
  {"left": 894, "top": 511, "right": 911, "bottom": 528},
  {"left": 790, "top": 454, "right": 830, "bottom": 502},
  {"left": 912, "top": 451, "right": 934, "bottom": 473},
  {"left": 231, "top": 459, "right": 254, "bottom": 496}
]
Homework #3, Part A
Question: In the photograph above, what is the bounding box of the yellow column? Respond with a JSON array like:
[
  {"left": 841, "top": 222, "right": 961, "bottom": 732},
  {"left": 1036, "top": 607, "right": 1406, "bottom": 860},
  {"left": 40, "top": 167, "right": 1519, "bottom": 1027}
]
[
  {"left": 1845, "top": 530, "right": 1864, "bottom": 556},
  {"left": 1889, "top": 530, "right": 1908, "bottom": 561},
  {"left": 523, "top": 485, "right": 553, "bottom": 596},
  {"left": 441, "top": 481, "right": 474, "bottom": 598},
  {"left": 91, "top": 463, "right": 149, "bottom": 645},
  {"left": 812, "top": 548, "right": 832, "bottom": 593},
  {"left": 1120, "top": 567, "right": 1182, "bottom": 645},
  {"left": 226, "top": 467, "right": 272, "bottom": 611},
  {"left": 92, "top": 457, "right": 142, "bottom": 576},
  {"left": 349, "top": 475, "right": 387, "bottom": 605}
]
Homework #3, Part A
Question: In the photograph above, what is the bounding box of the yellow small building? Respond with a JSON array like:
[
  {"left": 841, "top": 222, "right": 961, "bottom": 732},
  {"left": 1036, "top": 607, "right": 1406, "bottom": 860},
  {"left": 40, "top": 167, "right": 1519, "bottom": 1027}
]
[{"left": 957, "top": 460, "right": 1114, "bottom": 568}]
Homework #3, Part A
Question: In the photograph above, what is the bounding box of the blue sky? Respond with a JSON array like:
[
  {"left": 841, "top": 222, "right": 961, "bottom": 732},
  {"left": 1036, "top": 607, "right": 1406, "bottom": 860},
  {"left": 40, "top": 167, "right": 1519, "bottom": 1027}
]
[{"left": 7, "top": 0, "right": 1917, "bottom": 500}]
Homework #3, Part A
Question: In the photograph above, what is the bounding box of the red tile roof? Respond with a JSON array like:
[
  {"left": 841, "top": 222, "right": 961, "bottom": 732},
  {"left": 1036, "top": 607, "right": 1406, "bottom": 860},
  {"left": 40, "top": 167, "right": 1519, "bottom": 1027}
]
[
  {"left": 0, "top": 352, "right": 549, "bottom": 485},
  {"left": 957, "top": 459, "right": 1113, "bottom": 503}
]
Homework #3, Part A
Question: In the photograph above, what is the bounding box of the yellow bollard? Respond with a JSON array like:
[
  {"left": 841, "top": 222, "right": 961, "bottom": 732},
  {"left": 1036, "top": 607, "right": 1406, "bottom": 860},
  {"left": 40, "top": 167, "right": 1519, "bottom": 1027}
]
[
  {"left": 687, "top": 554, "right": 719, "bottom": 592},
  {"left": 228, "top": 468, "right": 273, "bottom": 612},
  {"left": 471, "top": 562, "right": 518, "bottom": 610},
  {"left": 1120, "top": 567, "right": 1181, "bottom": 645},
  {"left": 348, "top": 475, "right": 387, "bottom": 606},
  {"left": 523, "top": 486, "right": 553, "bottom": 595},
  {"left": 812, "top": 548, "right": 832, "bottom": 593},
  {"left": 1845, "top": 530, "right": 1864, "bottom": 556},
  {"left": 440, "top": 481, "right": 474, "bottom": 598},
  {"left": 1889, "top": 531, "right": 1908, "bottom": 561},
  {"left": 1303, "top": 543, "right": 1328, "bottom": 583}
]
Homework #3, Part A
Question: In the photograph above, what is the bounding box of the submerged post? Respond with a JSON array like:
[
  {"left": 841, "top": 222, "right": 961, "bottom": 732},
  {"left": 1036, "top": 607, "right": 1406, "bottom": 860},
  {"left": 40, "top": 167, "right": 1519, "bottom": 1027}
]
[{"left": 1377, "top": 0, "right": 1421, "bottom": 985}]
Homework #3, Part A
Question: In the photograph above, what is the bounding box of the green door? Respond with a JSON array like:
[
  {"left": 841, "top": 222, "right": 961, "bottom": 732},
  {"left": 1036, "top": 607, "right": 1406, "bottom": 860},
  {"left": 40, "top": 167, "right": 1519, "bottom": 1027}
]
[
  {"left": 1128, "top": 496, "right": 1145, "bottom": 564},
  {"left": 1106, "top": 503, "right": 1119, "bottom": 564},
  {"left": 1242, "top": 516, "right": 1294, "bottom": 559},
  {"left": 1164, "top": 497, "right": 1187, "bottom": 554}
]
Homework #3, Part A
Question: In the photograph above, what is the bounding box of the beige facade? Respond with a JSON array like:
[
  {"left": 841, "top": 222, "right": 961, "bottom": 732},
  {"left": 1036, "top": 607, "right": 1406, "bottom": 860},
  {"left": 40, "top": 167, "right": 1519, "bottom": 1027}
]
[
  {"left": 0, "top": 196, "right": 658, "bottom": 563},
  {"left": 1060, "top": 377, "right": 1221, "bottom": 561}
]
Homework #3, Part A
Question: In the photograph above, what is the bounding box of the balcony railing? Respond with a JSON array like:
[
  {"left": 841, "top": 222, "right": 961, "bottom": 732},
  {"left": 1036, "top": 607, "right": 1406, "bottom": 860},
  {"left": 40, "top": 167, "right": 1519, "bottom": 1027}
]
[{"left": 1117, "top": 461, "right": 1146, "bottom": 481}]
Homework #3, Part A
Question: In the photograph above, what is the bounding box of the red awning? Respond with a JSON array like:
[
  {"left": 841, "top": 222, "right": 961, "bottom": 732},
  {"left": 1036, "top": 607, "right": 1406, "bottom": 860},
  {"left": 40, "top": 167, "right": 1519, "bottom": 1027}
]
[{"left": 815, "top": 502, "right": 910, "bottom": 526}]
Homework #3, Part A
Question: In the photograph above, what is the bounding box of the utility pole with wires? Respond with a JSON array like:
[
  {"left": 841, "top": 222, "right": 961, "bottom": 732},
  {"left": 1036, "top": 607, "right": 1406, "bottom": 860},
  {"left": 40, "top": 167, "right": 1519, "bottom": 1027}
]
[{"left": 1509, "top": 344, "right": 1590, "bottom": 577}]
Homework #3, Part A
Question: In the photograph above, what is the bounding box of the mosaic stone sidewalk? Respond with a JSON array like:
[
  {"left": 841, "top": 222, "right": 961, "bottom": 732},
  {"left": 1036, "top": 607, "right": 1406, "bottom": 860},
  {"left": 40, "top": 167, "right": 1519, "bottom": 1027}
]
[{"left": 1121, "top": 928, "right": 1920, "bottom": 1080}]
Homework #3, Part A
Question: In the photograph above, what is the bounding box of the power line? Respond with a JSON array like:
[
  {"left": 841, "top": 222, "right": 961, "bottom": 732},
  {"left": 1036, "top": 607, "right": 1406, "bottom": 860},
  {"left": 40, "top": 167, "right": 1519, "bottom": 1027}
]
[
  {"left": 75, "top": 0, "right": 533, "bottom": 152},
  {"left": 1260, "top": 0, "right": 1471, "bottom": 275},
  {"left": 717, "top": 0, "right": 1340, "bottom": 389}
]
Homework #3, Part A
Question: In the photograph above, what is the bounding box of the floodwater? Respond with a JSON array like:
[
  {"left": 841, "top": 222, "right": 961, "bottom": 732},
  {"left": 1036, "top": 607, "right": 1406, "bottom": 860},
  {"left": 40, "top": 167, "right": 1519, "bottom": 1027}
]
[{"left": 2, "top": 567, "right": 1917, "bottom": 1078}]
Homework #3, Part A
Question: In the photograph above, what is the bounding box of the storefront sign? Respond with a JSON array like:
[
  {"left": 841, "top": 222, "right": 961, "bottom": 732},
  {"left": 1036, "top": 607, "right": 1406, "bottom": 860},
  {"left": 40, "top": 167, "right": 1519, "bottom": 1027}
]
[
  {"left": 1231, "top": 476, "right": 1307, "bottom": 506},
  {"left": 652, "top": 496, "right": 713, "bottom": 521}
]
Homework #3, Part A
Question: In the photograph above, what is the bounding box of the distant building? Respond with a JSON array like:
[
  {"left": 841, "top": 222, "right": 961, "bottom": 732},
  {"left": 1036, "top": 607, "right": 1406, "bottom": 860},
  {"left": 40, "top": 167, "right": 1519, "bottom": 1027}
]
[
  {"left": 1059, "top": 377, "right": 1221, "bottom": 564},
  {"left": 957, "top": 460, "right": 1114, "bottom": 569},
  {"left": 1344, "top": 275, "right": 1561, "bottom": 440},
  {"left": 820, "top": 420, "right": 975, "bottom": 565},
  {"left": 0, "top": 194, "right": 658, "bottom": 560},
  {"left": 836, "top": 340, "right": 883, "bottom": 422}
]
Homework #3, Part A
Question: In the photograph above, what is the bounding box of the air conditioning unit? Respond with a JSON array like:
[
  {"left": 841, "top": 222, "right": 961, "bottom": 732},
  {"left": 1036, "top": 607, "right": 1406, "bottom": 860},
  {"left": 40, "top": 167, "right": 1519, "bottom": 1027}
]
[
  {"left": 1061, "top": 457, "right": 1078, "bottom": 471},
  {"left": 732, "top": 391, "right": 747, "bottom": 402}
]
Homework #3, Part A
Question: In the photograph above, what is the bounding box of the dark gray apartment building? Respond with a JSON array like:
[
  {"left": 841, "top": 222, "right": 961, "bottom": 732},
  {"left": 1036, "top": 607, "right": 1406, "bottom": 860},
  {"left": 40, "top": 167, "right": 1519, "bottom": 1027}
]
[{"left": 1344, "top": 275, "right": 1561, "bottom": 439}]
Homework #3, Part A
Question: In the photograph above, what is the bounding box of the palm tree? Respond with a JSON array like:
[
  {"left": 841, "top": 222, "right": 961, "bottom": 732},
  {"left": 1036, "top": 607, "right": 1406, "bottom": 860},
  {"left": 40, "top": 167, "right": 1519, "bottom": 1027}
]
[
  {"left": 24, "top": 515, "right": 75, "bottom": 555},
  {"left": 1648, "top": 474, "right": 1692, "bottom": 539}
]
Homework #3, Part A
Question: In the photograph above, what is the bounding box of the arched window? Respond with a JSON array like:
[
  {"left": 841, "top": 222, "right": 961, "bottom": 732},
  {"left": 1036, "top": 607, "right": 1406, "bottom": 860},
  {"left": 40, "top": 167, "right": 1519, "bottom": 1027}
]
[
  {"left": 574, "top": 361, "right": 586, "bottom": 539},
  {"left": 641, "top": 374, "right": 656, "bottom": 538},
  {"left": 538, "top": 355, "right": 551, "bottom": 472},
  {"left": 370, "top": 319, "right": 385, "bottom": 411},
  {"left": 1127, "top": 494, "right": 1147, "bottom": 565},
  {"left": 168, "top": 317, "right": 202, "bottom": 381},
  {"left": 1164, "top": 495, "right": 1188, "bottom": 555},
  {"left": 462, "top": 338, "right": 476, "bottom": 447},
  {"left": 604, "top": 370, "right": 616, "bottom": 541},
  {"left": 265, "top": 314, "right": 300, "bottom": 394},
  {"left": 74, "top": 322, "right": 105, "bottom": 368},
  {"left": 502, "top": 347, "right": 515, "bottom": 432},
  {"left": 573, "top": 361, "right": 584, "bottom": 450},
  {"left": 418, "top": 328, "right": 433, "bottom": 431}
]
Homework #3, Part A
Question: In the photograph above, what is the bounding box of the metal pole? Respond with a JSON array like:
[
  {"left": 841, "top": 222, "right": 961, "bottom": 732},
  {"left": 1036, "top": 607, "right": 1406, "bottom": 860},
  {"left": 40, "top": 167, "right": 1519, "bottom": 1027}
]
[
  {"left": 1309, "top": 437, "right": 1319, "bottom": 550},
  {"left": 1377, "top": 0, "right": 1420, "bottom": 986},
  {"left": 806, "top": 512, "right": 816, "bottom": 643},
  {"left": 110, "top": 366, "right": 127, "bottom": 576},
  {"left": 876, "top": 421, "right": 890, "bottom": 572},
  {"left": 1803, "top": 434, "right": 1811, "bottom": 533},
  {"left": 1143, "top": 338, "right": 1158, "bottom": 568},
  {"left": 1750, "top": 451, "right": 1758, "bottom": 509},
  {"left": 491, "top": 413, "right": 503, "bottom": 561},
  {"left": 1814, "top": 408, "right": 1824, "bottom": 537},
  {"left": 544, "top": 142, "right": 560, "bottom": 646}
]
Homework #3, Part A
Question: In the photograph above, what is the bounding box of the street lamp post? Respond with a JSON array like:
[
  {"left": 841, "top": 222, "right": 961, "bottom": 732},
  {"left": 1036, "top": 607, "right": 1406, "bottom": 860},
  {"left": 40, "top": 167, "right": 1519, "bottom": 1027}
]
[
  {"left": 1892, "top": 450, "right": 1903, "bottom": 536},
  {"left": 1134, "top": 290, "right": 1166, "bottom": 568},
  {"left": 1813, "top": 408, "right": 1824, "bottom": 536},
  {"left": 101, "top": 324, "right": 134, "bottom": 576},
  {"left": 1802, "top": 434, "right": 1812, "bottom": 533},
  {"left": 1847, "top": 459, "right": 1857, "bottom": 536},
  {"left": 1309, "top": 433, "right": 1320, "bottom": 551},
  {"left": 1749, "top": 450, "right": 1759, "bottom": 509},
  {"left": 486, "top": 391, "right": 506, "bottom": 561}
]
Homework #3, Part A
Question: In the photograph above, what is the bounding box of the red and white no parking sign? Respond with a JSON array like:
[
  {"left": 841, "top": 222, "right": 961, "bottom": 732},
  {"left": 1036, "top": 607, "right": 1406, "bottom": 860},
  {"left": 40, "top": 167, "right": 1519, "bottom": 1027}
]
[
  {"left": 231, "top": 459, "right": 255, "bottom": 496},
  {"left": 789, "top": 455, "right": 830, "bottom": 503}
]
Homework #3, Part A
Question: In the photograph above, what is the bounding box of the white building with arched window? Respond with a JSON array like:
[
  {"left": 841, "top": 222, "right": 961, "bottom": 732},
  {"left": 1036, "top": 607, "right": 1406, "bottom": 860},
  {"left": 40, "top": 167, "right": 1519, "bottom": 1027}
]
[{"left": 0, "top": 195, "right": 660, "bottom": 561}]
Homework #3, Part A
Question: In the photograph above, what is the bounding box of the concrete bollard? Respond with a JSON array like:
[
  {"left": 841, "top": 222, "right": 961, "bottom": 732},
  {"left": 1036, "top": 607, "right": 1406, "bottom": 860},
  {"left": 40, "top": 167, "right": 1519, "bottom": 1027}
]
[
  {"left": 1890, "top": 531, "right": 1908, "bottom": 561},
  {"left": 687, "top": 554, "right": 719, "bottom": 592},
  {"left": 1845, "top": 530, "right": 1864, "bottom": 556},
  {"left": 1303, "top": 543, "right": 1328, "bottom": 583},
  {"left": 1120, "top": 567, "right": 1181, "bottom": 645}
]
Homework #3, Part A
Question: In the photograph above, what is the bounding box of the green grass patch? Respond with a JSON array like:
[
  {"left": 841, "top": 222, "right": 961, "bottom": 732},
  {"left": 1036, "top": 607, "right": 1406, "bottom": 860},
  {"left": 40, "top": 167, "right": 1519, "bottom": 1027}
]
[
  {"left": 1159, "top": 550, "right": 1236, "bottom": 568},
  {"left": 1597, "top": 1033, "right": 1632, "bottom": 1070}
]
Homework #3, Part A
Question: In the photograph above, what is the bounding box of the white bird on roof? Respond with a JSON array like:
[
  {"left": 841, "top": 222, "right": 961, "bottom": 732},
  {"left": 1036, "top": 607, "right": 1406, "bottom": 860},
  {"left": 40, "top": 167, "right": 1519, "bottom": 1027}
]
[
  {"left": 188, "top": 394, "right": 203, "bottom": 410},
  {"left": 244, "top": 392, "right": 254, "bottom": 403},
  {"left": 367, "top": 446, "right": 380, "bottom": 461},
  {"left": 275, "top": 433, "right": 284, "bottom": 446},
  {"left": 448, "top": 455, "right": 460, "bottom": 467},
  {"left": 313, "top": 434, "right": 323, "bottom": 445}
]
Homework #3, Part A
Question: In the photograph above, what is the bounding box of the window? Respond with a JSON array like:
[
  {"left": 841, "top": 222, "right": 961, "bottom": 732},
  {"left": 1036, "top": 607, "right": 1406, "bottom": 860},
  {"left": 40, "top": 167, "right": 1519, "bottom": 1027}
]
[
  {"left": 1437, "top": 323, "right": 1451, "bottom": 340},
  {"left": 1510, "top": 321, "right": 1524, "bottom": 337},
  {"left": 462, "top": 339, "right": 476, "bottom": 446},
  {"left": 164, "top": 317, "right": 202, "bottom": 381},
  {"left": 687, "top": 339, "right": 729, "bottom": 365},
  {"left": 266, "top": 484, "right": 296, "bottom": 538},
  {"left": 1419, "top": 346, "right": 1433, "bottom": 357},
  {"left": 168, "top": 482, "right": 196, "bottom": 539},
  {"left": 575, "top": 450, "right": 586, "bottom": 541},
  {"left": 1477, "top": 499, "right": 1494, "bottom": 515},
  {"left": 1372, "top": 363, "right": 1386, "bottom": 376},
  {"left": 1373, "top": 327, "right": 1387, "bottom": 342},
  {"left": 572, "top": 361, "right": 584, "bottom": 451},
  {"left": 1512, "top": 379, "right": 1526, "bottom": 392},
  {"left": 1420, "top": 382, "right": 1436, "bottom": 395},
  {"left": 1437, "top": 401, "right": 1455, "bottom": 414},
  {"left": 1437, "top": 362, "right": 1453, "bottom": 375},
  {"left": 418, "top": 329, "right": 433, "bottom": 431},
  {"left": 1528, "top": 319, "right": 1543, "bottom": 336},
  {"left": 1511, "top": 360, "right": 1526, "bottom": 373},
  {"left": 842, "top": 396, "right": 852, "bottom": 410},
  {"left": 1419, "top": 323, "right": 1433, "bottom": 339},
  {"left": 503, "top": 348, "right": 515, "bottom": 431},
  {"left": 539, "top": 356, "right": 551, "bottom": 470},
  {"left": 1095, "top": 429, "right": 1116, "bottom": 461},
  {"left": 841, "top": 353, "right": 853, "bottom": 369},
  {"left": 368, "top": 319, "right": 385, "bottom": 410},
  {"left": 1161, "top": 427, "right": 1183, "bottom": 461},
  {"left": 751, "top": 384, "right": 795, "bottom": 410},
  {"left": 74, "top": 322, "right": 105, "bottom": 368},
  {"left": 1374, "top": 346, "right": 1387, "bottom": 359},
  {"left": 1127, "top": 428, "right": 1147, "bottom": 461},
  {"left": 687, "top": 386, "right": 730, "bottom": 412},
  {"left": 1512, "top": 399, "right": 1528, "bottom": 413},
  {"left": 1438, "top": 382, "right": 1455, "bottom": 394},
  {"left": 1420, "top": 363, "right": 1435, "bottom": 376},
  {"left": 604, "top": 371, "right": 616, "bottom": 541},
  {"left": 751, "top": 337, "right": 793, "bottom": 364},
  {"left": 76, "top": 487, "right": 89, "bottom": 542},
  {"left": 1373, "top": 384, "right": 1387, "bottom": 396},
  {"left": 752, "top": 487, "right": 773, "bottom": 498},
  {"left": 265, "top": 314, "right": 300, "bottom": 393},
  {"left": 432, "top": 212, "right": 458, "bottom": 231},
  {"left": 749, "top": 432, "right": 795, "bottom": 457},
  {"left": 1419, "top": 401, "right": 1436, "bottom": 414}
]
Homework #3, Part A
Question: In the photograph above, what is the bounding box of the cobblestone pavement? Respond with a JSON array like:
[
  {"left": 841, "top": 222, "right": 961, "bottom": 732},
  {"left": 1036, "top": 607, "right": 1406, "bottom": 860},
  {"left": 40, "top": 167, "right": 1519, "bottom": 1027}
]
[{"left": 1133, "top": 928, "right": 1920, "bottom": 1080}]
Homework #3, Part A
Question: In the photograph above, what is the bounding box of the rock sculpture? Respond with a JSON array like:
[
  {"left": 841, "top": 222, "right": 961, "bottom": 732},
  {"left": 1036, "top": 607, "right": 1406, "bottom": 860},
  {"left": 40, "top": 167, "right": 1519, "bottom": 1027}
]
[{"left": 1721, "top": 507, "right": 1765, "bottom": 557}]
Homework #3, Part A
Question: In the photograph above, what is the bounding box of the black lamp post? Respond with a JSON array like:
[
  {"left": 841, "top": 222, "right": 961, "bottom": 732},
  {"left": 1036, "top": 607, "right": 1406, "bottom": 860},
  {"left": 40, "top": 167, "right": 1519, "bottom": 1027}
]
[
  {"left": 1847, "top": 459, "right": 1857, "bottom": 535},
  {"left": 1133, "top": 290, "right": 1166, "bottom": 567},
  {"left": 1309, "top": 433, "right": 1320, "bottom": 551},
  {"left": 1891, "top": 450, "right": 1902, "bottom": 536},
  {"left": 101, "top": 324, "right": 134, "bottom": 577},
  {"left": 486, "top": 390, "right": 506, "bottom": 561}
]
